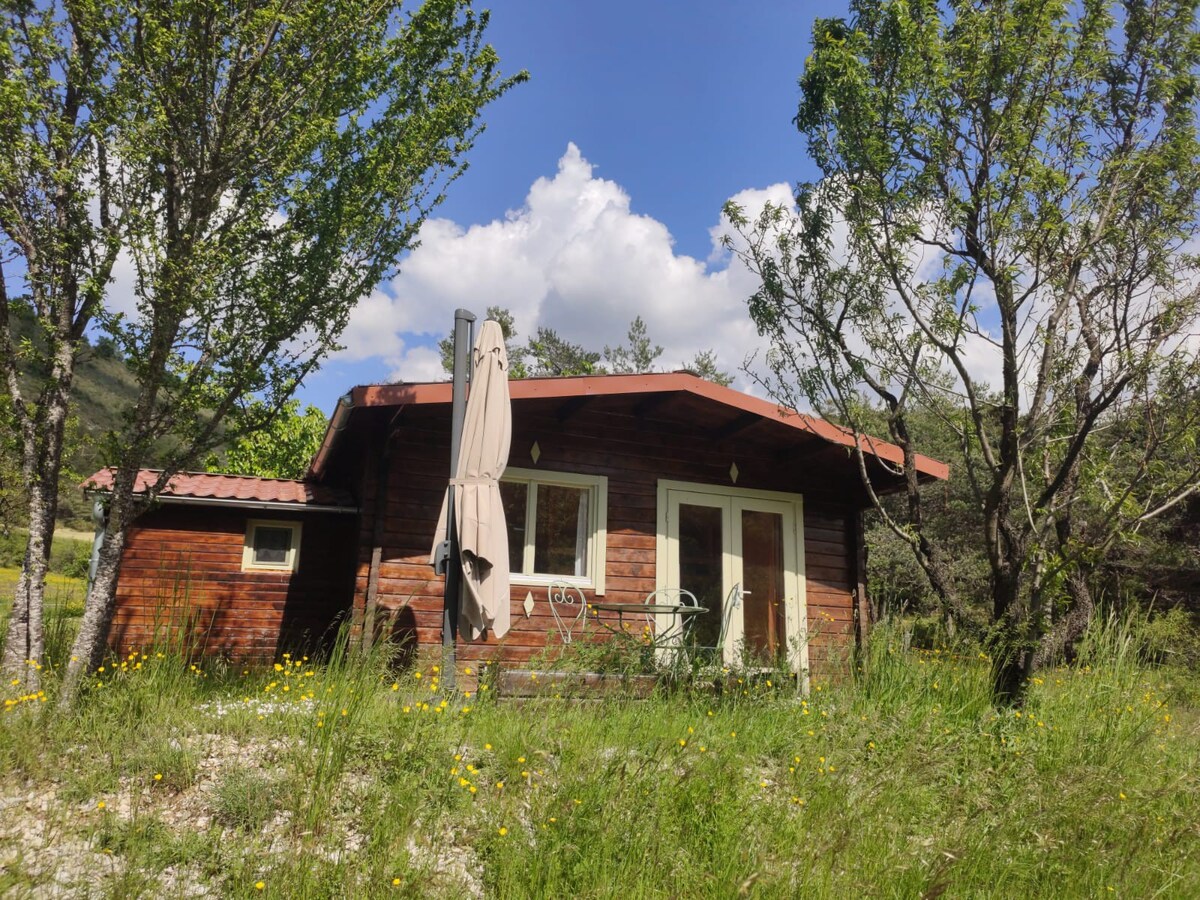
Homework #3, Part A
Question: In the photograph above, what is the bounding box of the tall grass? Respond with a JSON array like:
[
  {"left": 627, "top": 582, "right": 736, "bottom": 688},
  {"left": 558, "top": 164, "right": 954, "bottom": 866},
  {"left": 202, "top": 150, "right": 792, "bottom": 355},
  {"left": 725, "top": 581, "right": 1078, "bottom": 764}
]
[{"left": 0, "top": 616, "right": 1197, "bottom": 897}]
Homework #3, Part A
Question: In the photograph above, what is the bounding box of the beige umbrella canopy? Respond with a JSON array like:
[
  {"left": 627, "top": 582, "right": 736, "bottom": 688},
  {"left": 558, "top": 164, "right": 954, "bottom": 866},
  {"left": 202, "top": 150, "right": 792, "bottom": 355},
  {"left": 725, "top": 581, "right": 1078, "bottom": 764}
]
[{"left": 430, "top": 320, "right": 512, "bottom": 640}]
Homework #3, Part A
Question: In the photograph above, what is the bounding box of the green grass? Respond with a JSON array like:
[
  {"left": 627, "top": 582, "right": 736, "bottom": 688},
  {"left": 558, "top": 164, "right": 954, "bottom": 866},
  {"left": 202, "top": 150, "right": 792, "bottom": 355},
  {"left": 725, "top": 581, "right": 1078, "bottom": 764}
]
[{"left": 0, "top": 621, "right": 1197, "bottom": 898}]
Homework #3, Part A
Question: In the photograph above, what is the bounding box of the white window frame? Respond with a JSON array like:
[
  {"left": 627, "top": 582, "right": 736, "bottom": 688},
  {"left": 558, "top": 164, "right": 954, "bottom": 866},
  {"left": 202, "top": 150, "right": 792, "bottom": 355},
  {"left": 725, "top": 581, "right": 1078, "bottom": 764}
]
[
  {"left": 503, "top": 467, "right": 607, "bottom": 595},
  {"left": 242, "top": 519, "right": 303, "bottom": 573}
]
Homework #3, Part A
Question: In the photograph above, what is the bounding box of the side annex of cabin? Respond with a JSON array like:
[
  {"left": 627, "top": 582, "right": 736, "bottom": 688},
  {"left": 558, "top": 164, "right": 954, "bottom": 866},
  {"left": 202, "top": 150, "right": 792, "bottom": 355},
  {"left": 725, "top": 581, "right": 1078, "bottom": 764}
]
[{"left": 89, "top": 373, "right": 947, "bottom": 674}]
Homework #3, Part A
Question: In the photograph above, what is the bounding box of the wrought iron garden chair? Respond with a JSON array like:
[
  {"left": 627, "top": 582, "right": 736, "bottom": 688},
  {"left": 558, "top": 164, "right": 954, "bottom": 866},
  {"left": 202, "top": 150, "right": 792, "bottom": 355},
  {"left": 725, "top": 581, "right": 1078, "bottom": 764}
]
[
  {"left": 641, "top": 587, "right": 701, "bottom": 647},
  {"left": 686, "top": 582, "right": 744, "bottom": 667},
  {"left": 547, "top": 581, "right": 588, "bottom": 644}
]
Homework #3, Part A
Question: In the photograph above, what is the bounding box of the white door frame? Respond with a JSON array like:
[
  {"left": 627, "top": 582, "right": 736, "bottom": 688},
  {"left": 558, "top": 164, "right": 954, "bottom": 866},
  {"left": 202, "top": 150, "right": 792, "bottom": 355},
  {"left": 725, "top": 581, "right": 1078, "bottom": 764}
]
[{"left": 656, "top": 479, "right": 808, "bottom": 675}]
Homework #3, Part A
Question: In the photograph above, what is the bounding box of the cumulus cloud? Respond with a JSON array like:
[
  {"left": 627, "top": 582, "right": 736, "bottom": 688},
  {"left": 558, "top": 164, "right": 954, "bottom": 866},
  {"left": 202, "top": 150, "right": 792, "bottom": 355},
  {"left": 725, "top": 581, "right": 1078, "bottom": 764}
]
[{"left": 339, "top": 143, "right": 791, "bottom": 385}]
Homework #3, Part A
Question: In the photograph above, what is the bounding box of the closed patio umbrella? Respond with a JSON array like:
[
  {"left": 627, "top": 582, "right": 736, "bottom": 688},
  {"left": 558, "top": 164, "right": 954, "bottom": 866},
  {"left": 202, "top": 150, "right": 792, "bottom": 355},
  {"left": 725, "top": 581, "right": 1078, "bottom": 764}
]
[{"left": 431, "top": 319, "right": 512, "bottom": 640}]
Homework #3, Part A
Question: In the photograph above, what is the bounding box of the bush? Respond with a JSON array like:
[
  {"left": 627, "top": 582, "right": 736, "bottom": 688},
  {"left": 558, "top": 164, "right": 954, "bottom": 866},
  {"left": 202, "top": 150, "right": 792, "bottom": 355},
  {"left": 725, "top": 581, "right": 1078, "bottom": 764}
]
[
  {"left": 1137, "top": 607, "right": 1200, "bottom": 668},
  {"left": 59, "top": 540, "right": 93, "bottom": 580}
]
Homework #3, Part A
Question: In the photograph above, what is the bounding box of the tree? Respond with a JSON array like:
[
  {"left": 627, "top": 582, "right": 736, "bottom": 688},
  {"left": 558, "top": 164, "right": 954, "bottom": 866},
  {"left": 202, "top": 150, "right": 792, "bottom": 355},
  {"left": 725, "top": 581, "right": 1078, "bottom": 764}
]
[
  {"left": 603, "top": 316, "right": 663, "bottom": 374},
  {"left": 727, "top": 0, "right": 1200, "bottom": 700},
  {"left": 0, "top": 0, "right": 523, "bottom": 696},
  {"left": 439, "top": 305, "right": 529, "bottom": 378},
  {"left": 681, "top": 349, "right": 734, "bottom": 387},
  {"left": 205, "top": 400, "right": 328, "bottom": 480},
  {"left": 523, "top": 327, "right": 601, "bottom": 376}
]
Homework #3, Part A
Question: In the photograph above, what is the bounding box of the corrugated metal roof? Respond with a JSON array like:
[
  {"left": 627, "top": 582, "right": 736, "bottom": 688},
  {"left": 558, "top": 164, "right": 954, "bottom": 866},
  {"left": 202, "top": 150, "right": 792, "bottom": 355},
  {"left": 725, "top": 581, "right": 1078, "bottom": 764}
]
[{"left": 83, "top": 469, "right": 356, "bottom": 511}]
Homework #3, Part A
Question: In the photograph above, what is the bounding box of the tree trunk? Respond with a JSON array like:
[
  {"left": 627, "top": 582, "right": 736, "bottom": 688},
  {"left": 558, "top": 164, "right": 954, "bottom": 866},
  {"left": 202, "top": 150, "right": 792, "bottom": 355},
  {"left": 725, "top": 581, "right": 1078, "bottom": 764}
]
[
  {"left": 1, "top": 376, "right": 74, "bottom": 691},
  {"left": 57, "top": 475, "right": 134, "bottom": 706},
  {"left": 990, "top": 566, "right": 1030, "bottom": 705},
  {"left": 1031, "top": 570, "right": 1095, "bottom": 669},
  {"left": 0, "top": 487, "right": 54, "bottom": 690}
]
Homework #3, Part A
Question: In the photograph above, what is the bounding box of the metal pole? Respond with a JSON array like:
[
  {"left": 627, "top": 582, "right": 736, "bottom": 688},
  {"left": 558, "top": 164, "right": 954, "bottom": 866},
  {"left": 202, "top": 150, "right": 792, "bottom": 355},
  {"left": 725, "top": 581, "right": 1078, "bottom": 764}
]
[{"left": 443, "top": 308, "right": 476, "bottom": 691}]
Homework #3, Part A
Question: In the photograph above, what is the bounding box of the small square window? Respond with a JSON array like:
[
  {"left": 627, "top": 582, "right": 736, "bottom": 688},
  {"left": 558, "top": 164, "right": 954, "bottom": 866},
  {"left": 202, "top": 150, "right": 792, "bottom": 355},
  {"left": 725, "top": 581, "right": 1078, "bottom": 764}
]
[{"left": 242, "top": 520, "right": 302, "bottom": 572}]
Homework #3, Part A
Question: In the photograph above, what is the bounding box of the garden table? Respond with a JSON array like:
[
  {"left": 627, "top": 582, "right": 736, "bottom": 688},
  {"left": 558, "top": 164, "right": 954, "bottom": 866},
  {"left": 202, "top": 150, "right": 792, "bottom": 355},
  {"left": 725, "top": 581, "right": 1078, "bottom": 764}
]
[{"left": 588, "top": 601, "right": 709, "bottom": 650}]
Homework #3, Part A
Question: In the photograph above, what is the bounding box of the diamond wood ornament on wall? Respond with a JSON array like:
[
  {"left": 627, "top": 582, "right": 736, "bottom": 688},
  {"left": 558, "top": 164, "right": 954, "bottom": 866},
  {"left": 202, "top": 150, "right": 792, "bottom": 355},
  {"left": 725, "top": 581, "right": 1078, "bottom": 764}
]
[
  {"left": 729, "top": 462, "right": 739, "bottom": 484},
  {"left": 523, "top": 591, "right": 535, "bottom": 618},
  {"left": 530, "top": 441, "right": 541, "bottom": 464}
]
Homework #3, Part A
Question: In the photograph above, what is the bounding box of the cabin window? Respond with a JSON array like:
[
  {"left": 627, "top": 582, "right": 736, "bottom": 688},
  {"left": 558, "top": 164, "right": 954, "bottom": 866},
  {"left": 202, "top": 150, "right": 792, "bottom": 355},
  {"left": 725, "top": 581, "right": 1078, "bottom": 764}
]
[
  {"left": 499, "top": 468, "right": 608, "bottom": 594},
  {"left": 242, "top": 519, "right": 302, "bottom": 572}
]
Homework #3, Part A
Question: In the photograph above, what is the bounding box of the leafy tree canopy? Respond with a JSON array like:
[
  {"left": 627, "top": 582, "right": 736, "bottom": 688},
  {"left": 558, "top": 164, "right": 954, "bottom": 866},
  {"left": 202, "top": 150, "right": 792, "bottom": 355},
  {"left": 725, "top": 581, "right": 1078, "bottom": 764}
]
[
  {"left": 727, "top": 0, "right": 1200, "bottom": 699},
  {"left": 0, "top": 0, "right": 525, "bottom": 695},
  {"left": 205, "top": 400, "right": 327, "bottom": 480}
]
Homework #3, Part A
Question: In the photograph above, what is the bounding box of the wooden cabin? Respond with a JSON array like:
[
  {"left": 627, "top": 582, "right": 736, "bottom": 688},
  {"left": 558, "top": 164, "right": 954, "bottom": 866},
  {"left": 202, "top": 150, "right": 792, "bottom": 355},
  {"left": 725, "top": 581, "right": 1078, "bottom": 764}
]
[{"left": 88, "top": 373, "right": 947, "bottom": 675}]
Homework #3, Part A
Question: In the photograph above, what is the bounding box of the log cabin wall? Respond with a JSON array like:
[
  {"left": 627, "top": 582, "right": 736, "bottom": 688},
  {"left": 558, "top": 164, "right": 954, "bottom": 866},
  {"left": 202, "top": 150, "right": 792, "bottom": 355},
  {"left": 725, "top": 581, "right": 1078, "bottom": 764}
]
[
  {"left": 352, "top": 395, "right": 862, "bottom": 672},
  {"left": 109, "top": 505, "right": 358, "bottom": 661}
]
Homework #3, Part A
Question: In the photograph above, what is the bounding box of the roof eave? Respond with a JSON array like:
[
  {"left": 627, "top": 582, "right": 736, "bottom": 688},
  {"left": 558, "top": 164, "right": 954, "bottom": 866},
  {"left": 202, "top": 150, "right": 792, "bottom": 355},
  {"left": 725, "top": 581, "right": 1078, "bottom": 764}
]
[{"left": 83, "top": 488, "right": 357, "bottom": 515}]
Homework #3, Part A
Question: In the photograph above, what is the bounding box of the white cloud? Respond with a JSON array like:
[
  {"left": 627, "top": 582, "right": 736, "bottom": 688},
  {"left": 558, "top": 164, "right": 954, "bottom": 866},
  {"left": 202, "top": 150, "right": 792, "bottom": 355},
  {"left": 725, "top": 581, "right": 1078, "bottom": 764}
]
[{"left": 338, "top": 143, "right": 791, "bottom": 385}]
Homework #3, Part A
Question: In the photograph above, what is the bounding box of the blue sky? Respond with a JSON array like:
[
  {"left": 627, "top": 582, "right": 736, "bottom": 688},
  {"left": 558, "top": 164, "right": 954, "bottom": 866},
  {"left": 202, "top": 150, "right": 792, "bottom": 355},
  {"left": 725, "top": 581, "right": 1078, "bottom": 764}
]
[{"left": 298, "top": 1, "right": 849, "bottom": 413}]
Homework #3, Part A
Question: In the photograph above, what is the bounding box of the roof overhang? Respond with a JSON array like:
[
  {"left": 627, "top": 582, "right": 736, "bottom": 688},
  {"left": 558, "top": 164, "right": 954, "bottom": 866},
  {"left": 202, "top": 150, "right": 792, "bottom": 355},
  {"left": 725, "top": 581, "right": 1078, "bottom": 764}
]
[{"left": 307, "top": 372, "right": 949, "bottom": 483}]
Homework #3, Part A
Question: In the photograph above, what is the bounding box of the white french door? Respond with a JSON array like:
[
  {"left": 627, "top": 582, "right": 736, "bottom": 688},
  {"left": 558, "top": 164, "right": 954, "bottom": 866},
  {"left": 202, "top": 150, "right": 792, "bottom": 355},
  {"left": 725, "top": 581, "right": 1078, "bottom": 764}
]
[{"left": 658, "top": 481, "right": 807, "bottom": 672}]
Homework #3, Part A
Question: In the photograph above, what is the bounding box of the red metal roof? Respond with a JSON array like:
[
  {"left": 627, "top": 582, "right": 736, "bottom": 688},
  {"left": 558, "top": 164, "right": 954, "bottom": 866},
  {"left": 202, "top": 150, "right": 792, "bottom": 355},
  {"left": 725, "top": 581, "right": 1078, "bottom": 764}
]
[
  {"left": 83, "top": 469, "right": 357, "bottom": 510},
  {"left": 312, "top": 372, "right": 949, "bottom": 481}
]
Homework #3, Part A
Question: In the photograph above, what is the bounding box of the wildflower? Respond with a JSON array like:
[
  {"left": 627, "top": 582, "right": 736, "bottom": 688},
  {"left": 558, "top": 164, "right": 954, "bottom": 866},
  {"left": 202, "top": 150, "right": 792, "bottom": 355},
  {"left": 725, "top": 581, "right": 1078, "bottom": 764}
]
[
  {"left": 391, "top": 682, "right": 399, "bottom": 692},
  {"left": 485, "top": 743, "right": 492, "bottom": 751},
  {"left": 154, "top": 773, "right": 163, "bottom": 782},
  {"left": 255, "top": 882, "right": 265, "bottom": 891},
  {"left": 517, "top": 756, "right": 525, "bottom": 763},
  {"left": 678, "top": 739, "right": 687, "bottom": 748},
  {"left": 498, "top": 826, "right": 508, "bottom": 836},
  {"left": 97, "top": 801, "right": 106, "bottom": 810},
  {"left": 393, "top": 877, "right": 401, "bottom": 886},
  {"left": 699, "top": 746, "right": 706, "bottom": 753}
]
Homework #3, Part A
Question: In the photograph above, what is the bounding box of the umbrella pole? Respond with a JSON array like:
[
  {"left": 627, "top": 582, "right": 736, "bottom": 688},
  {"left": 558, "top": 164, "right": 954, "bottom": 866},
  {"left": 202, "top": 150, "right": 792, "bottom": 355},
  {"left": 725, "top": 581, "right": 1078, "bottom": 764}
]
[{"left": 443, "top": 308, "right": 476, "bottom": 692}]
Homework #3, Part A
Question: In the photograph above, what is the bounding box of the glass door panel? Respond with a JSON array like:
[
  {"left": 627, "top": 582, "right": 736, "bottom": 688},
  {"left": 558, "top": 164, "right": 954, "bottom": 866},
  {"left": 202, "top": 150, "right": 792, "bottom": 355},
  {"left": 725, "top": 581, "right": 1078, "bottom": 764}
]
[
  {"left": 677, "top": 503, "right": 724, "bottom": 650},
  {"left": 739, "top": 509, "right": 787, "bottom": 663}
]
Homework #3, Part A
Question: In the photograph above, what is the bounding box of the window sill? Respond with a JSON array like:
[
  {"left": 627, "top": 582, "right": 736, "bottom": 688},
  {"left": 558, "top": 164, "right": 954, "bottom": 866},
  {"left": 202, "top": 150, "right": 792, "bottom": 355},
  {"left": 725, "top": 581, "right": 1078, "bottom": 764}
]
[{"left": 511, "top": 573, "right": 604, "bottom": 596}]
